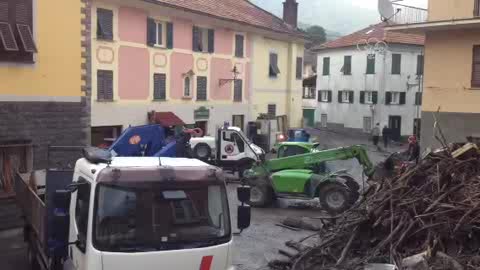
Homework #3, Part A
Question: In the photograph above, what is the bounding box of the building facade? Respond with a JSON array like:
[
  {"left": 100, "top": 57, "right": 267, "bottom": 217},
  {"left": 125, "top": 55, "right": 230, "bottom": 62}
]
[
  {"left": 88, "top": 0, "right": 304, "bottom": 145},
  {"left": 387, "top": 0, "right": 480, "bottom": 149},
  {"left": 0, "top": 0, "right": 88, "bottom": 178},
  {"left": 308, "top": 23, "right": 424, "bottom": 140}
]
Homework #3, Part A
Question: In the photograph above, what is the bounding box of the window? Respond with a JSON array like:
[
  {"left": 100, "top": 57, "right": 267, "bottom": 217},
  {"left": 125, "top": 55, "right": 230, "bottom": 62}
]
[
  {"left": 97, "top": 8, "right": 113, "bottom": 40},
  {"left": 321, "top": 114, "right": 328, "bottom": 128},
  {"left": 97, "top": 70, "right": 114, "bottom": 101},
  {"left": 196, "top": 76, "right": 207, "bottom": 101},
  {"left": 386, "top": 91, "right": 406, "bottom": 105},
  {"left": 318, "top": 90, "right": 331, "bottom": 103},
  {"left": 268, "top": 104, "right": 276, "bottom": 117},
  {"left": 235, "top": 34, "right": 244, "bottom": 58},
  {"left": 296, "top": 57, "right": 303, "bottom": 79},
  {"left": 322, "top": 57, "right": 330, "bottom": 75},
  {"left": 303, "top": 87, "right": 316, "bottom": 99},
  {"left": 416, "top": 55, "right": 424, "bottom": 75},
  {"left": 75, "top": 179, "right": 91, "bottom": 252},
  {"left": 147, "top": 18, "right": 173, "bottom": 48},
  {"left": 363, "top": 117, "right": 372, "bottom": 133},
  {"left": 342, "top": 56, "right": 352, "bottom": 75},
  {"left": 234, "top": 79, "right": 243, "bottom": 102},
  {"left": 0, "top": 0, "right": 37, "bottom": 62},
  {"left": 366, "top": 54, "right": 375, "bottom": 74},
  {"left": 183, "top": 76, "right": 192, "bottom": 98},
  {"left": 338, "top": 90, "right": 353, "bottom": 103},
  {"left": 473, "top": 46, "right": 480, "bottom": 88},
  {"left": 269, "top": 53, "right": 280, "bottom": 77},
  {"left": 360, "top": 91, "right": 377, "bottom": 104},
  {"left": 153, "top": 73, "right": 166, "bottom": 100},
  {"left": 392, "top": 53, "right": 402, "bottom": 74},
  {"left": 278, "top": 145, "right": 309, "bottom": 158},
  {"left": 193, "top": 26, "right": 214, "bottom": 53},
  {"left": 415, "top": 91, "right": 422, "bottom": 105}
]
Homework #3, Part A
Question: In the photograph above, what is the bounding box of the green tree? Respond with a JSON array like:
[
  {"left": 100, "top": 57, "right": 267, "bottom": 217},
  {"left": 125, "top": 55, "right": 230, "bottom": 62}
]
[{"left": 305, "top": 25, "right": 326, "bottom": 48}]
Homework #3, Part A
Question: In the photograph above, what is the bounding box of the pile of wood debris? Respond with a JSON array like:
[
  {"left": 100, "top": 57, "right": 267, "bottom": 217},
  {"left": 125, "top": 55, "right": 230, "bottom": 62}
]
[{"left": 271, "top": 143, "right": 480, "bottom": 270}]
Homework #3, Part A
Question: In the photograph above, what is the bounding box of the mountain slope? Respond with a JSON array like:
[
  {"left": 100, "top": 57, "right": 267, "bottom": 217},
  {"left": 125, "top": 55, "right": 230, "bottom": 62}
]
[{"left": 249, "top": 0, "right": 379, "bottom": 35}]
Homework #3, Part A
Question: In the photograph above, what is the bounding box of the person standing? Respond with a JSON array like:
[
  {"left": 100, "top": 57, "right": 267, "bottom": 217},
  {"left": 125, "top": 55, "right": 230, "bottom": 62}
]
[
  {"left": 372, "top": 123, "right": 380, "bottom": 147},
  {"left": 382, "top": 125, "right": 390, "bottom": 149},
  {"left": 407, "top": 135, "right": 420, "bottom": 164}
]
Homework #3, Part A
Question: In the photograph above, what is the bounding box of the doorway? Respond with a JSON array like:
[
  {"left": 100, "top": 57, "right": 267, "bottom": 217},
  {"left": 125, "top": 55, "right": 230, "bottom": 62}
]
[
  {"left": 363, "top": 116, "right": 372, "bottom": 133},
  {"left": 232, "top": 115, "right": 245, "bottom": 131},
  {"left": 302, "top": 109, "right": 315, "bottom": 128},
  {"left": 195, "top": 121, "right": 208, "bottom": 136},
  {"left": 388, "top": 116, "right": 402, "bottom": 141},
  {"left": 321, "top": 114, "right": 328, "bottom": 128}
]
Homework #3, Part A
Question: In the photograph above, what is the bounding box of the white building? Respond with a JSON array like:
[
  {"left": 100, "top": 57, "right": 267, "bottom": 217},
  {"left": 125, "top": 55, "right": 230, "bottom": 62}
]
[{"left": 306, "top": 23, "right": 425, "bottom": 140}]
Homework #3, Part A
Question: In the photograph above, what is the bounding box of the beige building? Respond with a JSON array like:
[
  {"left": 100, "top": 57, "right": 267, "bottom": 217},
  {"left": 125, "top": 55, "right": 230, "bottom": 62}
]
[{"left": 387, "top": 0, "right": 480, "bottom": 149}]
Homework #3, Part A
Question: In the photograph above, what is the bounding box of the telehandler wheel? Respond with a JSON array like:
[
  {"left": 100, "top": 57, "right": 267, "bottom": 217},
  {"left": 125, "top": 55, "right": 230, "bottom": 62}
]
[
  {"left": 318, "top": 183, "right": 354, "bottom": 215},
  {"left": 193, "top": 143, "right": 211, "bottom": 161},
  {"left": 27, "top": 244, "right": 40, "bottom": 270},
  {"left": 247, "top": 179, "right": 273, "bottom": 207}
]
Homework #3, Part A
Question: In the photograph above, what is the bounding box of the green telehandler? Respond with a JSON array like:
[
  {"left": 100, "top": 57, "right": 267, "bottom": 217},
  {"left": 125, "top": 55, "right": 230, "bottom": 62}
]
[{"left": 243, "top": 145, "right": 376, "bottom": 214}]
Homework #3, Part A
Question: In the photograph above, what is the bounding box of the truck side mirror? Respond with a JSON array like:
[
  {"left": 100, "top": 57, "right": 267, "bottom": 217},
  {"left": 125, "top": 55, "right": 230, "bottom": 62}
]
[
  {"left": 48, "top": 190, "right": 71, "bottom": 258},
  {"left": 237, "top": 186, "right": 250, "bottom": 203},
  {"left": 237, "top": 205, "right": 251, "bottom": 230}
]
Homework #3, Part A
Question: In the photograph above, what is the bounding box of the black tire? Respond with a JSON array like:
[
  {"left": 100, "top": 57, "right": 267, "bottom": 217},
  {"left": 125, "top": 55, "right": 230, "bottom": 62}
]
[
  {"left": 238, "top": 160, "right": 254, "bottom": 179},
  {"left": 247, "top": 179, "right": 273, "bottom": 207},
  {"left": 318, "top": 183, "right": 354, "bottom": 215},
  {"left": 27, "top": 244, "right": 40, "bottom": 270},
  {"left": 193, "top": 143, "right": 212, "bottom": 161}
]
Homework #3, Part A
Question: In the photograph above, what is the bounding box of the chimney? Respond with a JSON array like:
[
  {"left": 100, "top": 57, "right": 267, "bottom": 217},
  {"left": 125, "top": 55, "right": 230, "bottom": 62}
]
[{"left": 283, "top": 0, "right": 298, "bottom": 28}]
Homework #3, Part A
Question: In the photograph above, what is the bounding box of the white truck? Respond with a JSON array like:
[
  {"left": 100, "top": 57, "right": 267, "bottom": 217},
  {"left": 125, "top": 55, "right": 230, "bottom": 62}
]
[
  {"left": 190, "top": 126, "right": 265, "bottom": 176},
  {"left": 15, "top": 147, "right": 251, "bottom": 270}
]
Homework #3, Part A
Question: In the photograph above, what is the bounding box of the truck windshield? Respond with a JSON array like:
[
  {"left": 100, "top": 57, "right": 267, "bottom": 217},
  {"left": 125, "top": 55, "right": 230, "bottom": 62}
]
[{"left": 93, "top": 182, "right": 231, "bottom": 252}]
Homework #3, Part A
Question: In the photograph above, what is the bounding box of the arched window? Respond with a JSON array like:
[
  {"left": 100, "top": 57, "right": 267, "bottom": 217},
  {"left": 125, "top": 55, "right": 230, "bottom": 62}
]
[{"left": 184, "top": 76, "right": 191, "bottom": 97}]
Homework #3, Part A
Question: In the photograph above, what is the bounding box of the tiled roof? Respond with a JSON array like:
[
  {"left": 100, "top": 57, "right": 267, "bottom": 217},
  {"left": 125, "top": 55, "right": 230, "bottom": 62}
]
[
  {"left": 150, "top": 0, "right": 304, "bottom": 37},
  {"left": 312, "top": 22, "right": 424, "bottom": 50}
]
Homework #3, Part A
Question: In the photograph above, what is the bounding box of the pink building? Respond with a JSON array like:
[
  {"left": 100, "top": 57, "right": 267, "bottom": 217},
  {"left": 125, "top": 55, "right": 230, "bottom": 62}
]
[{"left": 87, "top": 0, "right": 305, "bottom": 145}]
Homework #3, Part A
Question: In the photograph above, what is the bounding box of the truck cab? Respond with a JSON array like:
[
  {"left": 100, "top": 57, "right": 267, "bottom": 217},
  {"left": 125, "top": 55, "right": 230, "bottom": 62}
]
[{"left": 16, "top": 148, "right": 251, "bottom": 270}]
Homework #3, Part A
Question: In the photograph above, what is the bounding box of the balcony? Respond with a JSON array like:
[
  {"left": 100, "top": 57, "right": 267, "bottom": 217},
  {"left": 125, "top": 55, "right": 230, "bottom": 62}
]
[{"left": 390, "top": 4, "right": 428, "bottom": 25}]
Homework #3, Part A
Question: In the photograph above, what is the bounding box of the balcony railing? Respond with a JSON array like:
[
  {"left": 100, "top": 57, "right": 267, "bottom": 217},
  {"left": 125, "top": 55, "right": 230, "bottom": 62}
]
[{"left": 390, "top": 4, "right": 428, "bottom": 25}]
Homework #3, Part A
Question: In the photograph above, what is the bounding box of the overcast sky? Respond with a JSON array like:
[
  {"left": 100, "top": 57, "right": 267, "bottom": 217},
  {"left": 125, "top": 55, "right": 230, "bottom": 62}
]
[{"left": 352, "top": 0, "right": 428, "bottom": 10}]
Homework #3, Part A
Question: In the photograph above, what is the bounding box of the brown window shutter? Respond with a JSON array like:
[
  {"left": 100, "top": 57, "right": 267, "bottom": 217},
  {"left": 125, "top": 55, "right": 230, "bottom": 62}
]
[
  {"left": 234, "top": 79, "right": 243, "bottom": 102},
  {"left": 192, "top": 26, "right": 201, "bottom": 52},
  {"left": 146, "top": 18, "right": 156, "bottom": 46},
  {"left": 235, "top": 34, "right": 244, "bottom": 58},
  {"left": 166, "top": 22, "right": 173, "bottom": 49},
  {"left": 207, "top": 29, "right": 214, "bottom": 53},
  {"left": 196, "top": 76, "right": 207, "bottom": 101},
  {"left": 97, "top": 70, "right": 113, "bottom": 101},
  {"left": 472, "top": 46, "right": 480, "bottom": 88},
  {"left": 296, "top": 57, "right": 303, "bottom": 79},
  {"left": 268, "top": 104, "right": 276, "bottom": 116}
]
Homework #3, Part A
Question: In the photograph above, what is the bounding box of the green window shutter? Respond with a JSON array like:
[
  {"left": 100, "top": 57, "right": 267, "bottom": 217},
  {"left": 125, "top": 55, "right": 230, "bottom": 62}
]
[
  {"left": 328, "top": 90, "right": 332, "bottom": 103},
  {"left": 234, "top": 79, "right": 243, "bottom": 102},
  {"left": 338, "top": 91, "right": 342, "bottom": 103},
  {"left": 415, "top": 92, "right": 422, "bottom": 105},
  {"left": 196, "top": 76, "right": 207, "bottom": 101},
  {"left": 416, "top": 55, "right": 424, "bottom": 75},
  {"left": 366, "top": 54, "right": 375, "bottom": 74},
  {"left": 385, "top": 91, "right": 392, "bottom": 105},
  {"left": 400, "top": 92, "right": 406, "bottom": 105},
  {"left": 153, "top": 73, "right": 166, "bottom": 100},
  {"left": 235, "top": 34, "right": 244, "bottom": 58},
  {"left": 146, "top": 18, "right": 156, "bottom": 46},
  {"left": 97, "top": 8, "right": 113, "bottom": 40},
  {"left": 372, "top": 91, "right": 378, "bottom": 104},
  {"left": 166, "top": 22, "right": 173, "bottom": 49},
  {"left": 392, "top": 53, "right": 402, "bottom": 74},
  {"left": 349, "top": 91, "right": 354, "bottom": 103},
  {"left": 344, "top": 56, "right": 351, "bottom": 75},
  {"left": 296, "top": 57, "right": 303, "bottom": 79},
  {"left": 192, "top": 26, "right": 200, "bottom": 52},
  {"left": 360, "top": 91, "right": 365, "bottom": 104},
  {"left": 317, "top": 91, "right": 322, "bottom": 102},
  {"left": 323, "top": 57, "right": 330, "bottom": 75},
  {"left": 208, "top": 29, "right": 215, "bottom": 53}
]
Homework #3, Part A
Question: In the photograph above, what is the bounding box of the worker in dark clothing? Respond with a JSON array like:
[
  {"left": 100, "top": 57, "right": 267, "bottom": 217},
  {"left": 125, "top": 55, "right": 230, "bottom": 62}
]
[
  {"left": 382, "top": 125, "right": 390, "bottom": 149},
  {"left": 407, "top": 135, "right": 420, "bottom": 164}
]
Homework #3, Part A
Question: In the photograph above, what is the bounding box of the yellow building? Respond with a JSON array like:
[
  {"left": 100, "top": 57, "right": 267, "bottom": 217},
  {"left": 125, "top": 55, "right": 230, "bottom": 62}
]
[
  {"left": 387, "top": 0, "right": 480, "bottom": 149},
  {"left": 0, "top": 0, "right": 88, "bottom": 172}
]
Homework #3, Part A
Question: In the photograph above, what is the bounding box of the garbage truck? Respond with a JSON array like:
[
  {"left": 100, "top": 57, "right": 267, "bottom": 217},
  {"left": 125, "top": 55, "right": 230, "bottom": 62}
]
[{"left": 15, "top": 147, "right": 251, "bottom": 270}]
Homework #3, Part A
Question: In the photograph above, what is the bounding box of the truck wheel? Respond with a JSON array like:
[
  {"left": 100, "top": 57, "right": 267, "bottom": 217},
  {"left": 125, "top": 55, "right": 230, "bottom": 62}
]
[
  {"left": 193, "top": 143, "right": 211, "bottom": 161},
  {"left": 27, "top": 245, "right": 40, "bottom": 270},
  {"left": 318, "top": 183, "right": 353, "bottom": 215},
  {"left": 248, "top": 180, "right": 273, "bottom": 207}
]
